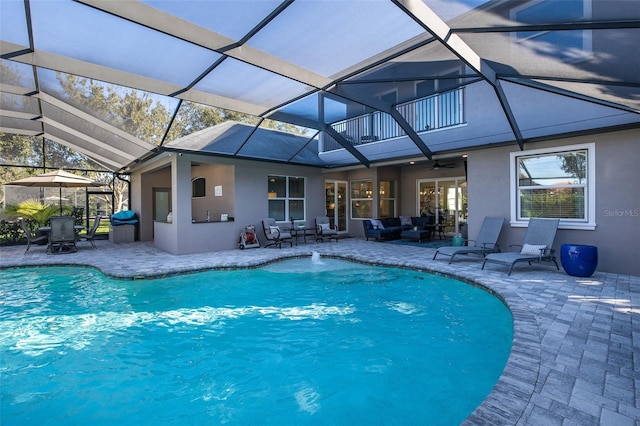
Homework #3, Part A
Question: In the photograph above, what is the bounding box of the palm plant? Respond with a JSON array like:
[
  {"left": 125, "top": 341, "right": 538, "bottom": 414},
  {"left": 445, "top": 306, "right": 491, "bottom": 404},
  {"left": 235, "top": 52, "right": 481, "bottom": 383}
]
[{"left": 9, "top": 199, "right": 64, "bottom": 227}]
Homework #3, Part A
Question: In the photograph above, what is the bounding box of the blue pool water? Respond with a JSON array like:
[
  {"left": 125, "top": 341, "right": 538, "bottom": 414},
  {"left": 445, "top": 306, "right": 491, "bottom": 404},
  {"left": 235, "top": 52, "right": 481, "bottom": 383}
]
[{"left": 0, "top": 258, "right": 512, "bottom": 425}]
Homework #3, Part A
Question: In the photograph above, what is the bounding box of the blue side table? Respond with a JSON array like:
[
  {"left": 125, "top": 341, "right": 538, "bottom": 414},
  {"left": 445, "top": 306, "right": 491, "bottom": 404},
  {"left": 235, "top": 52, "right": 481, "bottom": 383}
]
[
  {"left": 561, "top": 244, "right": 598, "bottom": 277},
  {"left": 452, "top": 236, "right": 465, "bottom": 246}
]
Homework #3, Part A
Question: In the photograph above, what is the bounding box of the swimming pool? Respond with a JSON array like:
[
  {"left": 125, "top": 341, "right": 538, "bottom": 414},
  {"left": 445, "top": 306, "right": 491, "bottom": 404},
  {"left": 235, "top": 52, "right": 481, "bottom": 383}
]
[{"left": 0, "top": 257, "right": 512, "bottom": 425}]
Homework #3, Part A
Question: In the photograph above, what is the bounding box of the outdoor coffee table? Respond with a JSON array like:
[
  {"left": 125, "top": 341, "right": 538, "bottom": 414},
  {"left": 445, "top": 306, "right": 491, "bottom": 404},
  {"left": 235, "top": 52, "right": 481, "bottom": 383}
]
[{"left": 400, "top": 229, "right": 431, "bottom": 243}]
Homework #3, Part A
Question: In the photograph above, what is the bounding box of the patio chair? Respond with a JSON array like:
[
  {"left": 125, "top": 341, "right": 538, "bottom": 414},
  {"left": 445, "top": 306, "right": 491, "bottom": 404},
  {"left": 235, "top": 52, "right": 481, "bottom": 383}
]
[
  {"left": 262, "top": 218, "right": 292, "bottom": 249},
  {"left": 433, "top": 217, "right": 504, "bottom": 264},
  {"left": 18, "top": 217, "right": 49, "bottom": 254},
  {"left": 80, "top": 214, "right": 101, "bottom": 249},
  {"left": 482, "top": 218, "right": 560, "bottom": 275},
  {"left": 315, "top": 216, "right": 338, "bottom": 243},
  {"left": 49, "top": 216, "right": 78, "bottom": 254}
]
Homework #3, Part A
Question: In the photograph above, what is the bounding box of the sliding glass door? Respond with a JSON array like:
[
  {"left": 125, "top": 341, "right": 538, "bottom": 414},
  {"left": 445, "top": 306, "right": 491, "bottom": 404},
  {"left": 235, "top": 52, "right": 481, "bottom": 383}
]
[
  {"left": 325, "top": 180, "right": 348, "bottom": 233},
  {"left": 417, "top": 178, "right": 467, "bottom": 235}
]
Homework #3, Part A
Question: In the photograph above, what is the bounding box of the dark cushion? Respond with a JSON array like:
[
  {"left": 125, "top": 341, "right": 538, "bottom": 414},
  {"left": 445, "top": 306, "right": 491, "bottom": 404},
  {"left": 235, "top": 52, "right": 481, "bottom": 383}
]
[
  {"left": 381, "top": 217, "right": 401, "bottom": 228},
  {"left": 412, "top": 216, "right": 434, "bottom": 228}
]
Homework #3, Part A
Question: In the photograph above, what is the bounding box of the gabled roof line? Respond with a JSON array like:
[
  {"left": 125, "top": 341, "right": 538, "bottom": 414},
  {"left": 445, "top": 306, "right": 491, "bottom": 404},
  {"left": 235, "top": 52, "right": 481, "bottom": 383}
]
[
  {"left": 288, "top": 130, "right": 321, "bottom": 163},
  {"left": 234, "top": 118, "right": 264, "bottom": 156}
]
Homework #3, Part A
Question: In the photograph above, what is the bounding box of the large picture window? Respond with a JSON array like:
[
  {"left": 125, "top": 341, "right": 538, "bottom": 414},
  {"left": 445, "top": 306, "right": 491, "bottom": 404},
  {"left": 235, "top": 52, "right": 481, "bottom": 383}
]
[
  {"left": 350, "top": 179, "right": 373, "bottom": 219},
  {"left": 267, "top": 175, "right": 305, "bottom": 222},
  {"left": 510, "top": 143, "right": 595, "bottom": 229}
]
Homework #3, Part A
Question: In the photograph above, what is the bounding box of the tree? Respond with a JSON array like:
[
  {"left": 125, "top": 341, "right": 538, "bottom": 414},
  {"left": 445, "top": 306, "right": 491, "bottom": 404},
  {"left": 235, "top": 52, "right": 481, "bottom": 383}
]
[
  {"left": 3, "top": 69, "right": 312, "bottom": 211},
  {"left": 166, "top": 101, "right": 309, "bottom": 142},
  {"left": 54, "top": 74, "right": 180, "bottom": 211},
  {"left": 558, "top": 152, "right": 586, "bottom": 184},
  {"left": 57, "top": 74, "right": 172, "bottom": 145},
  {"left": 0, "top": 131, "right": 46, "bottom": 206}
]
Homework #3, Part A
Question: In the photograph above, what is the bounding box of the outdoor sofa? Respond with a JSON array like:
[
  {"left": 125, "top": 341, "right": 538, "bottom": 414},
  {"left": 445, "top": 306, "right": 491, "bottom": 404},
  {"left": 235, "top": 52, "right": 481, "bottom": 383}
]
[{"left": 363, "top": 215, "right": 435, "bottom": 241}]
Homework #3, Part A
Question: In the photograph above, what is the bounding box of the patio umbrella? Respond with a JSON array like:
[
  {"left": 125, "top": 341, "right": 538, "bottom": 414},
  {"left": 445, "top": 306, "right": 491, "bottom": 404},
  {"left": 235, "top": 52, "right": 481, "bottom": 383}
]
[{"left": 6, "top": 169, "right": 106, "bottom": 214}]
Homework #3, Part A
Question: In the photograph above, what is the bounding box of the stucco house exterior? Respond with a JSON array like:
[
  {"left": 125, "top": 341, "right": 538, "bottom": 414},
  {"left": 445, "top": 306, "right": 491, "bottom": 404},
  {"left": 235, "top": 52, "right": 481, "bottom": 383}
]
[{"left": 2, "top": 1, "right": 639, "bottom": 275}]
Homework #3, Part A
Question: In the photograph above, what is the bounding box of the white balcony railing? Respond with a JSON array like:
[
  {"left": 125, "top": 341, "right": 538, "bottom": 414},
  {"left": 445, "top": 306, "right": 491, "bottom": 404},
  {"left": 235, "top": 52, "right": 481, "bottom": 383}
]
[{"left": 324, "top": 88, "right": 464, "bottom": 152}]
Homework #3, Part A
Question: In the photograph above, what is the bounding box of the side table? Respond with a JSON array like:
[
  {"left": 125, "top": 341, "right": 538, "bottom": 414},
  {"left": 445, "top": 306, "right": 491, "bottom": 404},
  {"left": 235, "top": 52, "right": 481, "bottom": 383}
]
[{"left": 291, "top": 227, "right": 315, "bottom": 245}]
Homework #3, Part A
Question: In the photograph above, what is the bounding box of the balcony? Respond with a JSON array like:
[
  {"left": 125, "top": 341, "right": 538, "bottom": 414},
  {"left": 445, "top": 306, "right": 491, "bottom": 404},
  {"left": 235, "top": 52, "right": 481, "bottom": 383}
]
[{"left": 324, "top": 88, "right": 464, "bottom": 152}]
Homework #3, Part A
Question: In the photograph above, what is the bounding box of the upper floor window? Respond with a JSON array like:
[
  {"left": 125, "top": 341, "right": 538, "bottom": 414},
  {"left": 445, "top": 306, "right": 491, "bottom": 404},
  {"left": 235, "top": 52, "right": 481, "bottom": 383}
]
[
  {"left": 192, "top": 177, "right": 206, "bottom": 198},
  {"left": 416, "top": 70, "right": 461, "bottom": 97},
  {"left": 267, "top": 175, "right": 305, "bottom": 222},
  {"left": 510, "top": 143, "right": 595, "bottom": 229},
  {"left": 513, "top": 0, "right": 592, "bottom": 62}
]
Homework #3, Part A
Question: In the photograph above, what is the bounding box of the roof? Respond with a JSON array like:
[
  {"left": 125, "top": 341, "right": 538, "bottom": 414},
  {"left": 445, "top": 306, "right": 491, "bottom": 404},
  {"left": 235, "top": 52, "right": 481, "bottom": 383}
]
[
  {"left": 165, "top": 121, "right": 325, "bottom": 166},
  {"left": 1, "top": 0, "right": 639, "bottom": 171}
]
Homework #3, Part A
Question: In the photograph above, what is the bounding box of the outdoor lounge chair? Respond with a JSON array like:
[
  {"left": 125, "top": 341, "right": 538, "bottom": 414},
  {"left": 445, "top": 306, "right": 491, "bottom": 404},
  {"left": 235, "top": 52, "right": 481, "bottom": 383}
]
[
  {"left": 315, "top": 216, "right": 338, "bottom": 242},
  {"left": 80, "top": 214, "right": 101, "bottom": 249},
  {"left": 433, "top": 216, "right": 504, "bottom": 264},
  {"left": 262, "top": 218, "right": 293, "bottom": 249},
  {"left": 49, "top": 216, "right": 78, "bottom": 254},
  {"left": 482, "top": 218, "right": 560, "bottom": 275},
  {"left": 18, "top": 217, "right": 49, "bottom": 254}
]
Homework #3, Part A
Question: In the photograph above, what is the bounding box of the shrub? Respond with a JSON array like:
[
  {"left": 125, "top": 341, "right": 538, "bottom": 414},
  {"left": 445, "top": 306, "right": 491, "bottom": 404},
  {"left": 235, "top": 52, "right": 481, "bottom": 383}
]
[{"left": 8, "top": 199, "right": 67, "bottom": 227}]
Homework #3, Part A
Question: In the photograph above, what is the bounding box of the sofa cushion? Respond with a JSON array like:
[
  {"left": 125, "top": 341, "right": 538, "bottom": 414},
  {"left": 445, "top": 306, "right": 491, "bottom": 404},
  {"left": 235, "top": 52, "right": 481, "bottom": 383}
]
[
  {"left": 399, "top": 216, "right": 412, "bottom": 226},
  {"left": 370, "top": 219, "right": 384, "bottom": 229},
  {"left": 412, "top": 216, "right": 434, "bottom": 228}
]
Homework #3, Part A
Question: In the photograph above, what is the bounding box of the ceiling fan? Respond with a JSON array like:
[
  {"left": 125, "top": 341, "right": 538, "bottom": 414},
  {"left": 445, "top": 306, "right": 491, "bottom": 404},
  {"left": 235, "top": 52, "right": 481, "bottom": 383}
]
[{"left": 432, "top": 160, "right": 455, "bottom": 170}]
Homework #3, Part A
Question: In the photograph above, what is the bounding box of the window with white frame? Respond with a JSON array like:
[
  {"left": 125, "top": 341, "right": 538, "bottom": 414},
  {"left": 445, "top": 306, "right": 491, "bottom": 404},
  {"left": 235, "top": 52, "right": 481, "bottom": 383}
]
[
  {"left": 510, "top": 143, "right": 595, "bottom": 229},
  {"left": 350, "top": 179, "right": 373, "bottom": 219},
  {"left": 267, "top": 175, "right": 305, "bottom": 222}
]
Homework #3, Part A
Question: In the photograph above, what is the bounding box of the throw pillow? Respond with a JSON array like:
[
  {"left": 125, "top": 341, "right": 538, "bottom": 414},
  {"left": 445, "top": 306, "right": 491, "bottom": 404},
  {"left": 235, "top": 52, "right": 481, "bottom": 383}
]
[
  {"left": 269, "top": 225, "right": 280, "bottom": 235},
  {"left": 369, "top": 219, "right": 384, "bottom": 229},
  {"left": 320, "top": 223, "right": 331, "bottom": 231},
  {"left": 520, "top": 243, "right": 546, "bottom": 256},
  {"left": 399, "top": 216, "right": 412, "bottom": 226}
]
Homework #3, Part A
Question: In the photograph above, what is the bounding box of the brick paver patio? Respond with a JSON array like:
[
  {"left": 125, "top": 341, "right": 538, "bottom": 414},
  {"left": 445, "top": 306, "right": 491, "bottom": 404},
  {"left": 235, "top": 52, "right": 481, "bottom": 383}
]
[{"left": 1, "top": 238, "right": 638, "bottom": 425}]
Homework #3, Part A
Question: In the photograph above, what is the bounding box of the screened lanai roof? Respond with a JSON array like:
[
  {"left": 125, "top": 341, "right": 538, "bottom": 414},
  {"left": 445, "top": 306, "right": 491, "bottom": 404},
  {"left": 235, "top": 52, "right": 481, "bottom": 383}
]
[{"left": 1, "top": 0, "right": 639, "bottom": 171}]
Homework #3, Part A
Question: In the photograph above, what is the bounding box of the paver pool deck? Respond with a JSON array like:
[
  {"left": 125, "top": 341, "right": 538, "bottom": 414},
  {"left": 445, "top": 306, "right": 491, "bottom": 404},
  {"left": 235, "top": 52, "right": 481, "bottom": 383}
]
[{"left": 1, "top": 238, "right": 638, "bottom": 425}]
